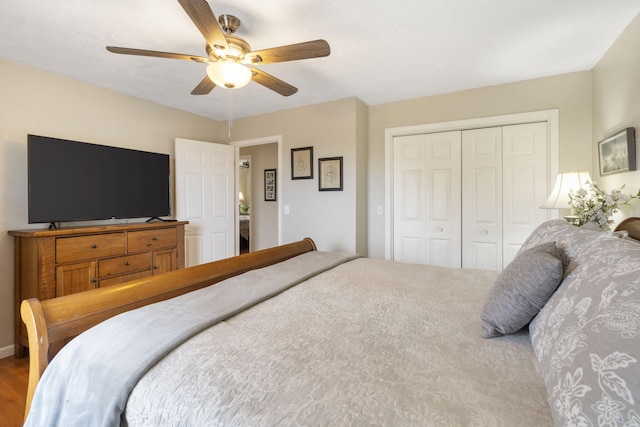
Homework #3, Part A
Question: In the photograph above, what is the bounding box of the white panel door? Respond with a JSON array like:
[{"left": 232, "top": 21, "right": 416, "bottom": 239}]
[
  {"left": 502, "top": 122, "right": 549, "bottom": 266},
  {"left": 393, "top": 132, "right": 461, "bottom": 267},
  {"left": 424, "top": 131, "right": 462, "bottom": 267},
  {"left": 393, "top": 134, "right": 426, "bottom": 265},
  {"left": 175, "top": 138, "right": 235, "bottom": 267},
  {"left": 462, "top": 127, "right": 503, "bottom": 270}
]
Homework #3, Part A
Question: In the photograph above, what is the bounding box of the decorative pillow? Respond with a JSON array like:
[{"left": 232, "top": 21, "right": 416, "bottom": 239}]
[
  {"left": 530, "top": 230, "right": 640, "bottom": 425},
  {"left": 481, "top": 241, "right": 564, "bottom": 338}
]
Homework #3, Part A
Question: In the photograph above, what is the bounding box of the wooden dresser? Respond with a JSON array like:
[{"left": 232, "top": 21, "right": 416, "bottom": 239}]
[{"left": 9, "top": 221, "right": 188, "bottom": 357}]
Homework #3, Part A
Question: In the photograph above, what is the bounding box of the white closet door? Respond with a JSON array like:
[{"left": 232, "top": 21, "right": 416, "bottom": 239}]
[
  {"left": 502, "top": 122, "right": 549, "bottom": 266},
  {"left": 462, "top": 127, "right": 503, "bottom": 270},
  {"left": 393, "top": 132, "right": 461, "bottom": 267},
  {"left": 425, "top": 131, "right": 462, "bottom": 267},
  {"left": 393, "top": 134, "right": 425, "bottom": 264}
]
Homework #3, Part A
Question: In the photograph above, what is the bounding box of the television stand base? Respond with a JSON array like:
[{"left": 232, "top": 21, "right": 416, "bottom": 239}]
[{"left": 146, "top": 217, "right": 177, "bottom": 223}]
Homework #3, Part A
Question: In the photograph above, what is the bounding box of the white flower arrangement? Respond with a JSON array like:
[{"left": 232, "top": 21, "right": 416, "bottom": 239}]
[{"left": 568, "top": 182, "right": 638, "bottom": 230}]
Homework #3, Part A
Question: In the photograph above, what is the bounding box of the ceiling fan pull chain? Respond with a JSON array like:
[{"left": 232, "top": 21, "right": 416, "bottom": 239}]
[{"left": 228, "top": 89, "right": 233, "bottom": 137}]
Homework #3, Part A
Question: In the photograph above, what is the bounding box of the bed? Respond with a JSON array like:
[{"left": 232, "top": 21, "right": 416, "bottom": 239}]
[{"left": 20, "top": 219, "right": 640, "bottom": 426}]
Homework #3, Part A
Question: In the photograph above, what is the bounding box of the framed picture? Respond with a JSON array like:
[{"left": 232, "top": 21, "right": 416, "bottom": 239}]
[
  {"left": 598, "top": 127, "right": 636, "bottom": 176},
  {"left": 318, "top": 157, "right": 343, "bottom": 191},
  {"left": 291, "top": 147, "right": 313, "bottom": 179},
  {"left": 264, "top": 169, "right": 277, "bottom": 201}
]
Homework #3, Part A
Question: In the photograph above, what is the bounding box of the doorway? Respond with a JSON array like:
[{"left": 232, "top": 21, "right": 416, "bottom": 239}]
[
  {"left": 238, "top": 155, "right": 251, "bottom": 254},
  {"left": 231, "top": 136, "right": 283, "bottom": 254}
]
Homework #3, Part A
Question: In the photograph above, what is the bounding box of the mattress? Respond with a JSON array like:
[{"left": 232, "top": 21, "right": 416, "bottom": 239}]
[{"left": 122, "top": 256, "right": 552, "bottom": 426}]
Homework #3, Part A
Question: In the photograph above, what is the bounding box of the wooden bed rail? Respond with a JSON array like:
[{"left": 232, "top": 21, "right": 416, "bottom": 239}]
[{"left": 20, "top": 237, "right": 317, "bottom": 419}]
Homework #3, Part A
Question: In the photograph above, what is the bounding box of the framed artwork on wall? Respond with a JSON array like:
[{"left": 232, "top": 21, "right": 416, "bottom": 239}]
[
  {"left": 598, "top": 127, "right": 636, "bottom": 176},
  {"left": 318, "top": 157, "right": 343, "bottom": 191},
  {"left": 291, "top": 147, "right": 313, "bottom": 179},
  {"left": 264, "top": 169, "right": 277, "bottom": 201}
]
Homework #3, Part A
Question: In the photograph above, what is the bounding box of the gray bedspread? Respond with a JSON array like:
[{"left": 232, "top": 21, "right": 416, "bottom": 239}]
[
  {"left": 124, "top": 257, "right": 552, "bottom": 426},
  {"left": 24, "top": 251, "right": 358, "bottom": 427}
]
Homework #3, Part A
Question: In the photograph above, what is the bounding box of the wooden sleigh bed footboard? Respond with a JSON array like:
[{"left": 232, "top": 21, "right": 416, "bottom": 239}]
[{"left": 20, "top": 237, "right": 317, "bottom": 419}]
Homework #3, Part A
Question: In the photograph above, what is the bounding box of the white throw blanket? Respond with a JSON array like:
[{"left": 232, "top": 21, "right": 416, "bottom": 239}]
[{"left": 24, "top": 251, "right": 359, "bottom": 427}]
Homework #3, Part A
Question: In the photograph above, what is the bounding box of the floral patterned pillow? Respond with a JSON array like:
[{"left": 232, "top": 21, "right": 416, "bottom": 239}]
[
  {"left": 517, "top": 219, "right": 604, "bottom": 278},
  {"left": 529, "top": 229, "right": 640, "bottom": 426}
]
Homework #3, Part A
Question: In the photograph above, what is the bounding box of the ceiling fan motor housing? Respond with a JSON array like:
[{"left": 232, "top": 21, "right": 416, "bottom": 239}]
[{"left": 207, "top": 34, "right": 251, "bottom": 61}]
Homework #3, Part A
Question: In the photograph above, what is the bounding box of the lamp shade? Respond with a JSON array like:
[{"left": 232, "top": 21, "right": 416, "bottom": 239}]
[
  {"left": 206, "top": 60, "right": 252, "bottom": 89},
  {"left": 540, "top": 171, "right": 592, "bottom": 209}
]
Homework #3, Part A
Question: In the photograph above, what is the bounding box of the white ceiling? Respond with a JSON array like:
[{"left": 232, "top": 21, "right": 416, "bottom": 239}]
[{"left": 1, "top": 1, "right": 639, "bottom": 121}]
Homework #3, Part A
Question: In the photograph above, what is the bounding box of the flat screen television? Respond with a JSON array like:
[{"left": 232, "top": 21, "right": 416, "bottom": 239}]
[{"left": 28, "top": 134, "right": 171, "bottom": 225}]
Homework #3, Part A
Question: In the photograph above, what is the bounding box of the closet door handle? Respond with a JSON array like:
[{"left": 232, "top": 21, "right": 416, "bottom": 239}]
[
  {"left": 480, "top": 229, "right": 489, "bottom": 235},
  {"left": 436, "top": 227, "right": 444, "bottom": 232}
]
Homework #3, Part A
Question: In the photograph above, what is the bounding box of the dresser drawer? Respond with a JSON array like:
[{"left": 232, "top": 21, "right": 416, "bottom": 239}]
[
  {"left": 56, "top": 233, "right": 126, "bottom": 263},
  {"left": 128, "top": 228, "right": 177, "bottom": 252},
  {"left": 98, "top": 252, "right": 152, "bottom": 278},
  {"left": 99, "top": 270, "right": 152, "bottom": 288}
]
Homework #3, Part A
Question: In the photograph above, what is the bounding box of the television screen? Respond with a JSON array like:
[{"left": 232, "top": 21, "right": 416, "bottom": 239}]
[{"left": 28, "top": 134, "right": 171, "bottom": 224}]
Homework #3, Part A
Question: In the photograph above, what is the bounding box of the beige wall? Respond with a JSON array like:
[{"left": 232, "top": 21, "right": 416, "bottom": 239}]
[
  {"left": 0, "top": 59, "right": 222, "bottom": 354},
  {"left": 355, "top": 98, "right": 369, "bottom": 255},
  {"left": 592, "top": 13, "right": 640, "bottom": 220},
  {"left": 224, "top": 98, "right": 365, "bottom": 254},
  {"left": 366, "top": 71, "right": 593, "bottom": 258}
]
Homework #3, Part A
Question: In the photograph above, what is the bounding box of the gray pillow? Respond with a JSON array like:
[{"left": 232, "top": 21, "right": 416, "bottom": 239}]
[
  {"left": 529, "top": 232, "right": 640, "bottom": 425},
  {"left": 481, "top": 241, "right": 563, "bottom": 338}
]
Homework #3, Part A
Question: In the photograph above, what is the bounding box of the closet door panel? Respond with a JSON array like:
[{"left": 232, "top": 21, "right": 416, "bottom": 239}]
[
  {"left": 393, "top": 132, "right": 461, "bottom": 267},
  {"left": 393, "top": 135, "right": 426, "bottom": 264},
  {"left": 502, "top": 122, "right": 549, "bottom": 266},
  {"left": 462, "top": 127, "right": 503, "bottom": 270},
  {"left": 425, "top": 131, "right": 461, "bottom": 268}
]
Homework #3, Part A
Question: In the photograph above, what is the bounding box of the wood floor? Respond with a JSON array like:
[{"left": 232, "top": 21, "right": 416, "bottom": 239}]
[{"left": 0, "top": 356, "right": 28, "bottom": 427}]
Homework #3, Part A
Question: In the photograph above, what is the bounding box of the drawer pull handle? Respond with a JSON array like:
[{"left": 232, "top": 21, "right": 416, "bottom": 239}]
[
  {"left": 153, "top": 265, "right": 159, "bottom": 270},
  {"left": 91, "top": 244, "right": 98, "bottom": 249},
  {"left": 152, "top": 236, "right": 158, "bottom": 241},
  {"left": 124, "top": 261, "right": 131, "bottom": 266},
  {"left": 91, "top": 278, "right": 97, "bottom": 283}
]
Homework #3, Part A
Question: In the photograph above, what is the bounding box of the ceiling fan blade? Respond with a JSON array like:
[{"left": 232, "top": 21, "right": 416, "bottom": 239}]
[
  {"left": 191, "top": 76, "right": 216, "bottom": 95},
  {"left": 249, "top": 68, "right": 298, "bottom": 96},
  {"left": 243, "top": 40, "right": 330, "bottom": 65},
  {"left": 177, "top": 0, "right": 229, "bottom": 52},
  {"left": 106, "top": 46, "right": 209, "bottom": 63}
]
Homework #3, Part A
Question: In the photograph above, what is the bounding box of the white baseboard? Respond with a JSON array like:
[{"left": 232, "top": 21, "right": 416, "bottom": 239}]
[{"left": 0, "top": 344, "right": 15, "bottom": 359}]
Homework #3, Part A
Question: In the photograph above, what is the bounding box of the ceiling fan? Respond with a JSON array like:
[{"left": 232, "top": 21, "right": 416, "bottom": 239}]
[{"left": 106, "top": 0, "right": 330, "bottom": 97}]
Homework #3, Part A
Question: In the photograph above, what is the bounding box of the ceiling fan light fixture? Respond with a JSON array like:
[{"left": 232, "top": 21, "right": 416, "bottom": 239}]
[{"left": 206, "top": 60, "right": 252, "bottom": 89}]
